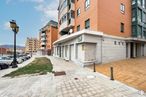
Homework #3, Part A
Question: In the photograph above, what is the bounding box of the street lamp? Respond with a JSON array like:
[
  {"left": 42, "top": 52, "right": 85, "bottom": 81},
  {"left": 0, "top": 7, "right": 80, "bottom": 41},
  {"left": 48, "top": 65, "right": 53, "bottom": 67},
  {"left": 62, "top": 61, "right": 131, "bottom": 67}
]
[{"left": 10, "top": 20, "right": 19, "bottom": 68}]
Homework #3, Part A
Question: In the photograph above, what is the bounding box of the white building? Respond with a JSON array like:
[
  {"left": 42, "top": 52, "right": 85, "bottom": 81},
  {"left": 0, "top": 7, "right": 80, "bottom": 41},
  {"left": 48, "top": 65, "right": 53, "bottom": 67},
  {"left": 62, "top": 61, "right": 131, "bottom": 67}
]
[{"left": 53, "top": 30, "right": 146, "bottom": 66}]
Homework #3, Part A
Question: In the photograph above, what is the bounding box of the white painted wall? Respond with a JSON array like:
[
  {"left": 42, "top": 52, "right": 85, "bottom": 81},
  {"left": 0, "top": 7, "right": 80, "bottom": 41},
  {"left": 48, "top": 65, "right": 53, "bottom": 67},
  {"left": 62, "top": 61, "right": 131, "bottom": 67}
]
[
  {"left": 143, "top": 44, "right": 146, "bottom": 56},
  {"left": 102, "top": 37, "right": 126, "bottom": 63},
  {"left": 53, "top": 31, "right": 129, "bottom": 66},
  {"left": 77, "top": 44, "right": 85, "bottom": 62}
]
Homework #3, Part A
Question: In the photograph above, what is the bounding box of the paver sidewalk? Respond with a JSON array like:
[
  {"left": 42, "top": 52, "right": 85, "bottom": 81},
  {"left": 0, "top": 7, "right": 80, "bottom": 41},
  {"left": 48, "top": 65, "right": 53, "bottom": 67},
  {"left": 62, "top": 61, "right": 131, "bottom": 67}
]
[
  {"left": 47, "top": 56, "right": 146, "bottom": 97},
  {"left": 0, "top": 56, "right": 145, "bottom": 97}
]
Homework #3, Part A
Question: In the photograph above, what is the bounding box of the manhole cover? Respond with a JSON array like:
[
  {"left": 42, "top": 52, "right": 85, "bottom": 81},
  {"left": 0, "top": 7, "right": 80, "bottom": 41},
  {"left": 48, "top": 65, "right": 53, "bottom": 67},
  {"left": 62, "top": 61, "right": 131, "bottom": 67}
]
[
  {"left": 74, "top": 78, "right": 78, "bottom": 80},
  {"left": 54, "top": 71, "right": 66, "bottom": 76}
]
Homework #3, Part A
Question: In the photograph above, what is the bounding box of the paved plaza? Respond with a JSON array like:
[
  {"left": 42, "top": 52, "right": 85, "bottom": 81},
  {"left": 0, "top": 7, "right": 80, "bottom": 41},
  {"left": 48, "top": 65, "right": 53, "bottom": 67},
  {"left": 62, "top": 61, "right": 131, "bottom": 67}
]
[
  {"left": 94, "top": 57, "right": 146, "bottom": 92},
  {"left": 0, "top": 56, "right": 145, "bottom": 97}
]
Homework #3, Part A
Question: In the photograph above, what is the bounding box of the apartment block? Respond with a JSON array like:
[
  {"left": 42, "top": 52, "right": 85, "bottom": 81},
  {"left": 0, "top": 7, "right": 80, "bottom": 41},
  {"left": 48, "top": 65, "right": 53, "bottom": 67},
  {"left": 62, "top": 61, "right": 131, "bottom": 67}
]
[
  {"left": 25, "top": 37, "right": 39, "bottom": 54},
  {"left": 53, "top": 0, "right": 146, "bottom": 66},
  {"left": 39, "top": 20, "right": 58, "bottom": 55},
  {"left": 0, "top": 48, "right": 7, "bottom": 55}
]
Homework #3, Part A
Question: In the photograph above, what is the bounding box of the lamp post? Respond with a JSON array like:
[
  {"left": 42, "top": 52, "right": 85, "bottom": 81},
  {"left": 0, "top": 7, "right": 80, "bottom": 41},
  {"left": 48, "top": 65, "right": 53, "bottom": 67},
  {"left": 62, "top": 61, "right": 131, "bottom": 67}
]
[{"left": 10, "top": 20, "right": 19, "bottom": 68}]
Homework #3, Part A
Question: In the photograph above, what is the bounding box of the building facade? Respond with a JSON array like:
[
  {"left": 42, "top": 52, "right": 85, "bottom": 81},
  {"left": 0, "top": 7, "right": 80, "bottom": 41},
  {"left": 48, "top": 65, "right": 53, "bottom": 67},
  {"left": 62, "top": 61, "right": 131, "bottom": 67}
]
[
  {"left": 25, "top": 37, "right": 39, "bottom": 54},
  {"left": 53, "top": 0, "right": 146, "bottom": 66},
  {"left": 0, "top": 48, "right": 7, "bottom": 55},
  {"left": 39, "top": 20, "right": 58, "bottom": 55}
]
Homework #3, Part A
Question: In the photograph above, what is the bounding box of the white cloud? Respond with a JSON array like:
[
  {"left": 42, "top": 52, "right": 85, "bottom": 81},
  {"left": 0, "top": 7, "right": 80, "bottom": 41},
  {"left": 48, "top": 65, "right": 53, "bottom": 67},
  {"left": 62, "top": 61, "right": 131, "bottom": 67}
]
[
  {"left": 34, "top": 0, "right": 59, "bottom": 25},
  {"left": 5, "top": 0, "right": 59, "bottom": 25},
  {"left": 20, "top": 0, "right": 44, "bottom": 4},
  {"left": 6, "top": 0, "right": 44, "bottom": 4},
  {"left": 4, "top": 22, "right": 11, "bottom": 30}
]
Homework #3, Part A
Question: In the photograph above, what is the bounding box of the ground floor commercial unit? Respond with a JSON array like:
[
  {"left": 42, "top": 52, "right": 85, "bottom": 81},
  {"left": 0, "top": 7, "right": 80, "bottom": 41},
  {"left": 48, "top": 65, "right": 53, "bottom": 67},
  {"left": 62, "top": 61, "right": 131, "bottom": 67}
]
[
  {"left": 37, "top": 49, "right": 52, "bottom": 56},
  {"left": 53, "top": 30, "right": 146, "bottom": 67}
]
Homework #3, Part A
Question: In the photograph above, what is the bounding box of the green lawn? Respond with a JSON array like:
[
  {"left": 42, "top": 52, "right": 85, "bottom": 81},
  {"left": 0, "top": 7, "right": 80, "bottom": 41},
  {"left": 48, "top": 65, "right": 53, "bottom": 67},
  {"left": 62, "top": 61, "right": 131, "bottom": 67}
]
[{"left": 4, "top": 57, "right": 53, "bottom": 77}]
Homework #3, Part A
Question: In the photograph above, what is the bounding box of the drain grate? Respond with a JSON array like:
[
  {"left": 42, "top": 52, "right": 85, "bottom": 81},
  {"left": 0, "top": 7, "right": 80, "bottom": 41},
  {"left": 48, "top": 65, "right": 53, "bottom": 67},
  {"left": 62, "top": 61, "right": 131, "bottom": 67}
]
[{"left": 54, "top": 71, "right": 66, "bottom": 76}]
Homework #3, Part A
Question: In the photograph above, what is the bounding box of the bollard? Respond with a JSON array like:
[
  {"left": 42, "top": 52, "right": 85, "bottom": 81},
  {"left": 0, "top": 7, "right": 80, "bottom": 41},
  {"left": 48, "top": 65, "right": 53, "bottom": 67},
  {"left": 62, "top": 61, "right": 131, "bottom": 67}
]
[
  {"left": 110, "top": 67, "right": 114, "bottom": 80},
  {"left": 93, "top": 63, "right": 96, "bottom": 72}
]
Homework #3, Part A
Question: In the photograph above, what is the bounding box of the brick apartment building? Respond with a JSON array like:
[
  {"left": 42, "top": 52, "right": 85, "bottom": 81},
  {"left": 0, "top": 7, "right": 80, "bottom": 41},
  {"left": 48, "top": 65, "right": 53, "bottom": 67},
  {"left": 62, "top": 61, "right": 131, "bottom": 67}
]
[
  {"left": 53, "top": 0, "right": 146, "bottom": 66},
  {"left": 25, "top": 37, "right": 39, "bottom": 54},
  {"left": 38, "top": 20, "right": 58, "bottom": 55},
  {"left": 0, "top": 48, "right": 7, "bottom": 55}
]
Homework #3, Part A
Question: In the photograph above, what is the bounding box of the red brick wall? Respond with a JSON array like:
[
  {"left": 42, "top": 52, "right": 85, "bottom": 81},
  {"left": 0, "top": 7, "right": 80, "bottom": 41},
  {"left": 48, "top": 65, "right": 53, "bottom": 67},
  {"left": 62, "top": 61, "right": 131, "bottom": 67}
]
[
  {"left": 46, "top": 26, "right": 58, "bottom": 50},
  {"left": 98, "top": 0, "right": 131, "bottom": 37},
  {"left": 58, "top": 0, "right": 131, "bottom": 38},
  {"left": 0, "top": 48, "right": 7, "bottom": 54}
]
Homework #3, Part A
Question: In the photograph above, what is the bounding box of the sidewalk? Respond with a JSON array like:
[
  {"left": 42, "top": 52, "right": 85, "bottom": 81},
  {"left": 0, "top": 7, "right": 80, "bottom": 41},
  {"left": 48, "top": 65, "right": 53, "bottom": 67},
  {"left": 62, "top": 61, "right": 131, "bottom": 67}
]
[
  {"left": 48, "top": 56, "right": 146, "bottom": 97},
  {"left": 0, "top": 56, "right": 145, "bottom": 97}
]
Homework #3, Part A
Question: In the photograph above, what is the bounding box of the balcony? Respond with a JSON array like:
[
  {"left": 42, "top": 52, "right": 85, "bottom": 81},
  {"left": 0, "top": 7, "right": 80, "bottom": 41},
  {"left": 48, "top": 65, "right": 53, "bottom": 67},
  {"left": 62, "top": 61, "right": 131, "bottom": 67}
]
[
  {"left": 41, "top": 37, "right": 46, "bottom": 41},
  {"left": 68, "top": 1, "right": 75, "bottom": 11},
  {"left": 59, "top": 10, "right": 75, "bottom": 32},
  {"left": 59, "top": 20, "right": 68, "bottom": 32},
  {"left": 68, "top": 18, "right": 74, "bottom": 27},
  {"left": 41, "top": 42, "right": 46, "bottom": 45},
  {"left": 41, "top": 47, "right": 45, "bottom": 49},
  {"left": 41, "top": 33, "right": 46, "bottom": 37}
]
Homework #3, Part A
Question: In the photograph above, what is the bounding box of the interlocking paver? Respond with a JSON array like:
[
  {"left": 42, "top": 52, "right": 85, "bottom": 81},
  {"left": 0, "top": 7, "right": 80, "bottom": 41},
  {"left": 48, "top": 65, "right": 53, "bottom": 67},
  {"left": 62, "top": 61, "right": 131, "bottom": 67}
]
[
  {"left": 95, "top": 57, "right": 146, "bottom": 92},
  {"left": 0, "top": 56, "right": 145, "bottom": 97},
  {"left": 48, "top": 56, "right": 146, "bottom": 97}
]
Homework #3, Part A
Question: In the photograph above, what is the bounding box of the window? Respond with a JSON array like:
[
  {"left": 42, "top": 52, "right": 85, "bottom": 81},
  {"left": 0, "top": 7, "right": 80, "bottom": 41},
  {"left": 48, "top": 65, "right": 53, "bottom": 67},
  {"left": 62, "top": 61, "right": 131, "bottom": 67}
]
[
  {"left": 82, "top": 44, "right": 85, "bottom": 50},
  {"left": 132, "top": 9, "right": 136, "bottom": 22},
  {"left": 120, "top": 23, "right": 124, "bottom": 32},
  {"left": 77, "top": 8, "right": 81, "bottom": 16},
  {"left": 132, "top": 0, "right": 136, "bottom": 5},
  {"left": 85, "top": 0, "right": 90, "bottom": 9},
  {"left": 114, "top": 41, "right": 117, "bottom": 45},
  {"left": 118, "top": 42, "right": 120, "bottom": 45},
  {"left": 138, "top": 26, "right": 142, "bottom": 37},
  {"left": 85, "top": 19, "right": 90, "bottom": 29},
  {"left": 138, "top": 0, "right": 142, "bottom": 6},
  {"left": 132, "top": 25, "right": 137, "bottom": 37},
  {"left": 65, "top": 45, "right": 68, "bottom": 57},
  {"left": 138, "top": 9, "right": 142, "bottom": 22},
  {"left": 77, "top": 25, "right": 80, "bottom": 31},
  {"left": 142, "top": 0, "right": 145, "bottom": 8},
  {"left": 143, "top": 12, "right": 146, "bottom": 23},
  {"left": 120, "top": 3, "right": 125, "bottom": 13},
  {"left": 144, "top": 28, "right": 146, "bottom": 38}
]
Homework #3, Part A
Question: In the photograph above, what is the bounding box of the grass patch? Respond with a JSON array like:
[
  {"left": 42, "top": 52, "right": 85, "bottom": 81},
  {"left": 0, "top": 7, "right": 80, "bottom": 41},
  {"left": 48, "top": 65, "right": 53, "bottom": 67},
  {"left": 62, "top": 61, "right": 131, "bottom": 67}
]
[{"left": 4, "top": 57, "right": 53, "bottom": 77}]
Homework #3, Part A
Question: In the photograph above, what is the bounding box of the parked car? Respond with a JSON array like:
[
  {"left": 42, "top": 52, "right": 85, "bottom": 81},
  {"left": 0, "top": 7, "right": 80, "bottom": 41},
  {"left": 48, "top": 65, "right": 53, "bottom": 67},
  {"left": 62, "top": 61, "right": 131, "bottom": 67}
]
[
  {"left": 7, "top": 56, "right": 24, "bottom": 64},
  {"left": 0, "top": 56, "right": 12, "bottom": 65},
  {"left": 19, "top": 54, "right": 31, "bottom": 60},
  {"left": 0, "top": 63, "right": 9, "bottom": 70}
]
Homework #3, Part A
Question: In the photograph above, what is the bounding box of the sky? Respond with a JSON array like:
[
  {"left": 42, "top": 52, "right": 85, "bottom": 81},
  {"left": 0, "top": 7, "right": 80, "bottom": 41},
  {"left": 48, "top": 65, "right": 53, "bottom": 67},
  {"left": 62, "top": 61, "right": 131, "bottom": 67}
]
[{"left": 0, "top": 0, "right": 59, "bottom": 46}]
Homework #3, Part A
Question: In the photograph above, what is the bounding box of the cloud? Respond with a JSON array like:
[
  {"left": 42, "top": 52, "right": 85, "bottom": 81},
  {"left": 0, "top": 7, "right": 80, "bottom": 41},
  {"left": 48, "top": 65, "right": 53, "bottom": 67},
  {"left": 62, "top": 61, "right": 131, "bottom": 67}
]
[
  {"left": 5, "top": 0, "right": 59, "bottom": 25},
  {"left": 19, "top": 0, "right": 44, "bottom": 4},
  {"left": 6, "top": 0, "right": 44, "bottom": 4},
  {"left": 34, "top": 0, "right": 59, "bottom": 25},
  {"left": 4, "top": 22, "right": 11, "bottom": 30},
  {"left": 6, "top": 0, "right": 11, "bottom": 4}
]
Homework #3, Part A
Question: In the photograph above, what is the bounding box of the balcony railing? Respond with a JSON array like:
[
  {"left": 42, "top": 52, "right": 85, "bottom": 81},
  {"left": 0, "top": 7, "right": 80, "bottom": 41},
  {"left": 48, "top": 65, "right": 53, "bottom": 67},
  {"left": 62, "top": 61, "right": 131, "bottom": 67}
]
[{"left": 41, "top": 33, "right": 46, "bottom": 37}]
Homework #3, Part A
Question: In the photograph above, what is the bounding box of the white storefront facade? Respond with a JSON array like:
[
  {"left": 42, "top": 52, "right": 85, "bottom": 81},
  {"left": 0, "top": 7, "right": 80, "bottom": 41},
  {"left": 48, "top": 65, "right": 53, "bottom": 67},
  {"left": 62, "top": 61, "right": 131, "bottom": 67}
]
[{"left": 53, "top": 30, "right": 146, "bottom": 67}]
